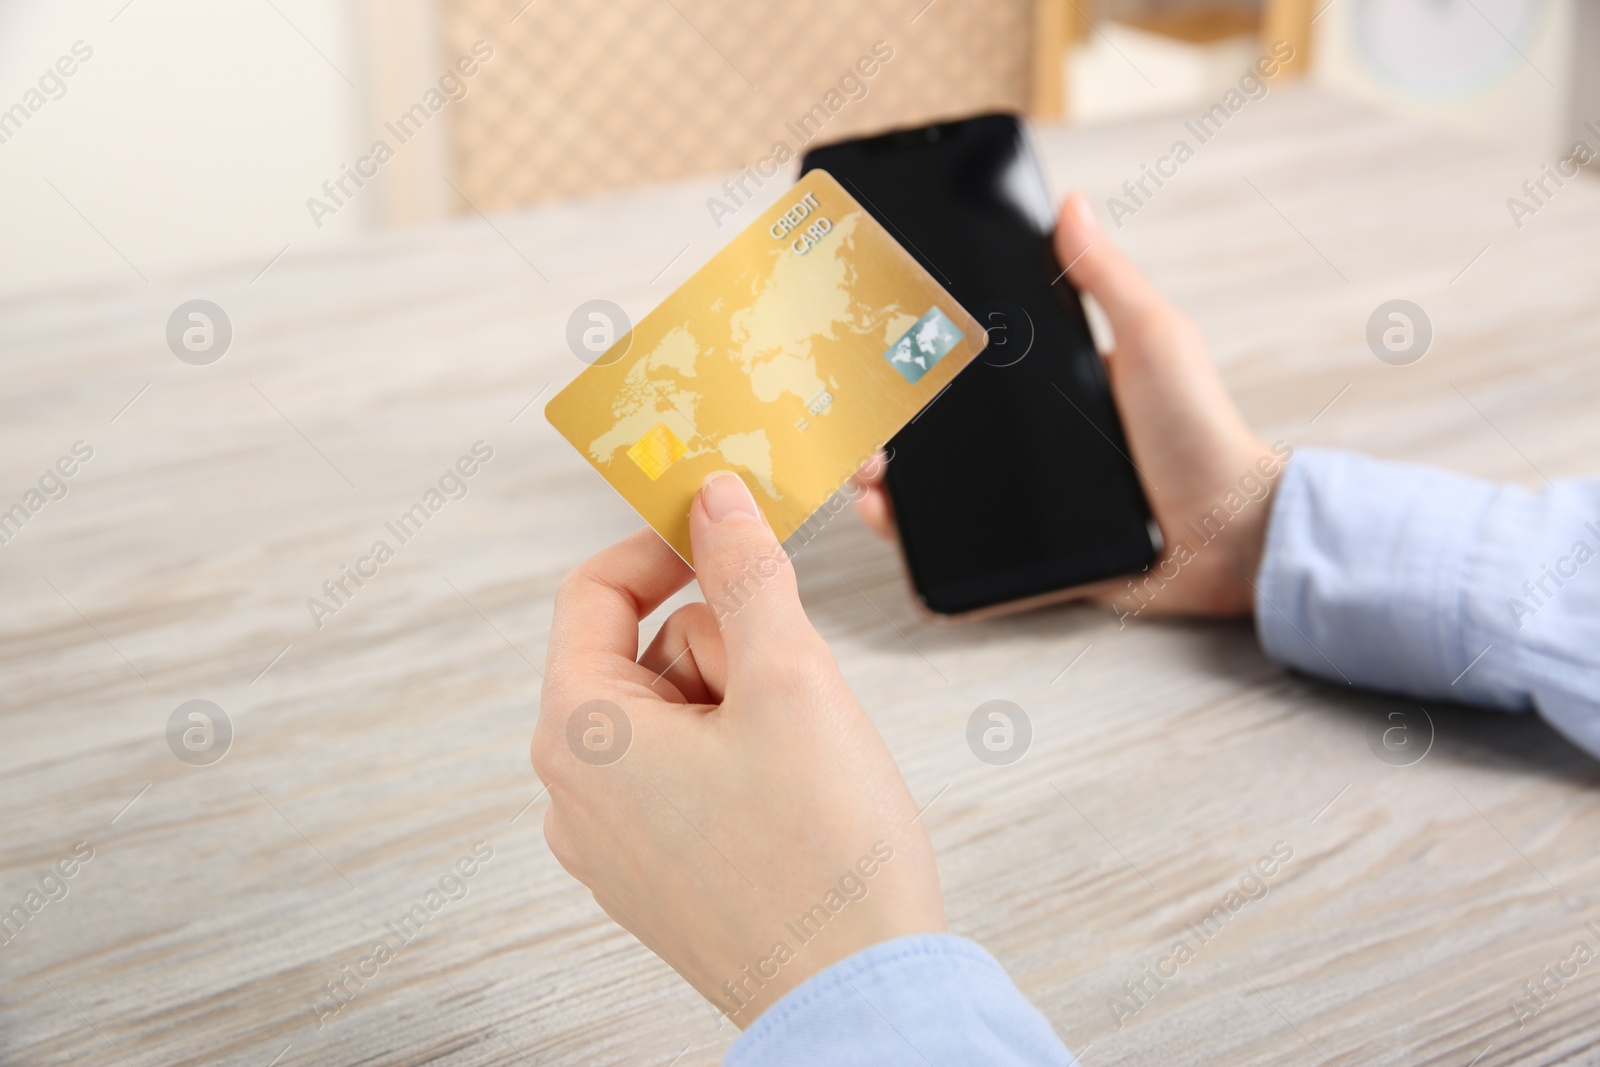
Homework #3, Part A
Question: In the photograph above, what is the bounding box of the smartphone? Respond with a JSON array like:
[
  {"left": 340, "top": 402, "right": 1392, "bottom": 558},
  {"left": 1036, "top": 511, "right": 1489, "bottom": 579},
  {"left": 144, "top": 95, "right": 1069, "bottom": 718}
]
[{"left": 801, "top": 114, "right": 1158, "bottom": 617}]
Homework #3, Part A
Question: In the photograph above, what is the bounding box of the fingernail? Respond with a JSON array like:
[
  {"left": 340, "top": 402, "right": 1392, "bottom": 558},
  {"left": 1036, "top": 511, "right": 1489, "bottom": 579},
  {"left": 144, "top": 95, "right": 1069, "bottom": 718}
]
[
  {"left": 1069, "top": 192, "right": 1098, "bottom": 233},
  {"left": 701, "top": 470, "right": 760, "bottom": 521}
]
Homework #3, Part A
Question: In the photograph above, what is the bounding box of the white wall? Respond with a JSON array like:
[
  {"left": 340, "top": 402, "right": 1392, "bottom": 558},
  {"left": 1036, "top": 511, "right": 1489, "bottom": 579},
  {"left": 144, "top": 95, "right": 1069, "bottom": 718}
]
[{"left": 0, "top": 0, "right": 369, "bottom": 296}]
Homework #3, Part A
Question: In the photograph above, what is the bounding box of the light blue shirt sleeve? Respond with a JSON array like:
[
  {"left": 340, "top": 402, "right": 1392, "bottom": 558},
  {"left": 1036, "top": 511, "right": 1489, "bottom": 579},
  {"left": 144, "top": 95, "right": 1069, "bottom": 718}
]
[
  {"left": 725, "top": 934, "right": 1076, "bottom": 1067},
  {"left": 1255, "top": 448, "right": 1600, "bottom": 757}
]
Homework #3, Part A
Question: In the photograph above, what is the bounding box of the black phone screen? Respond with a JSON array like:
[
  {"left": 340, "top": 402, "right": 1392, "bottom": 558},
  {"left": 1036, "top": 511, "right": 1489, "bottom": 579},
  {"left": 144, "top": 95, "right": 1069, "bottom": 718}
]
[{"left": 801, "top": 114, "right": 1156, "bottom": 615}]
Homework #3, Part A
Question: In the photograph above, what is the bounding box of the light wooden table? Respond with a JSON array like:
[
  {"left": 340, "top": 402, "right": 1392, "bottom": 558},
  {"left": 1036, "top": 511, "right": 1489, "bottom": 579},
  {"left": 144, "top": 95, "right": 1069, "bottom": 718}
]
[{"left": 3, "top": 86, "right": 1598, "bottom": 1067}]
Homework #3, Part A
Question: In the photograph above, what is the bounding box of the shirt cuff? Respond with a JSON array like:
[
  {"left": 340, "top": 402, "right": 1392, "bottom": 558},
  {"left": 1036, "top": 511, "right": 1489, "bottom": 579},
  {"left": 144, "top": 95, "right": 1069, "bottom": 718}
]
[
  {"left": 1254, "top": 448, "right": 1512, "bottom": 702},
  {"left": 1254, "top": 447, "right": 1600, "bottom": 761},
  {"left": 725, "top": 934, "right": 1076, "bottom": 1067}
]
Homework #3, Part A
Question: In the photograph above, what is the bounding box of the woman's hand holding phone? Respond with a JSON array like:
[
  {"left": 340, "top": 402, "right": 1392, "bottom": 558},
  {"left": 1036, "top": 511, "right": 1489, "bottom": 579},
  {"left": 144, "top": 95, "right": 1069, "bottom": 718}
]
[{"left": 854, "top": 191, "right": 1284, "bottom": 619}]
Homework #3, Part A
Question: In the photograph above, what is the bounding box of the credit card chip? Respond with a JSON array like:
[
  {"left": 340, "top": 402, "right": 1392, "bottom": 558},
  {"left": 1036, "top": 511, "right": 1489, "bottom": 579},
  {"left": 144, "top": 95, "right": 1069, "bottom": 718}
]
[{"left": 627, "top": 422, "right": 688, "bottom": 480}]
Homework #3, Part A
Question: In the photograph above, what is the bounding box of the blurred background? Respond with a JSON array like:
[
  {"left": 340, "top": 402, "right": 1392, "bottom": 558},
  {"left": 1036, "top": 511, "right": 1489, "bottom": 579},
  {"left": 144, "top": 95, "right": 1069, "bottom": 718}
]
[{"left": 2, "top": 0, "right": 1595, "bottom": 296}]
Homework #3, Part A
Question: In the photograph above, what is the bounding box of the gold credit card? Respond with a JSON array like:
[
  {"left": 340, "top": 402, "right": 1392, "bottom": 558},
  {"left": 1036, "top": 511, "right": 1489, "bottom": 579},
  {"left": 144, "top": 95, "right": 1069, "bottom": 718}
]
[{"left": 545, "top": 169, "right": 986, "bottom": 563}]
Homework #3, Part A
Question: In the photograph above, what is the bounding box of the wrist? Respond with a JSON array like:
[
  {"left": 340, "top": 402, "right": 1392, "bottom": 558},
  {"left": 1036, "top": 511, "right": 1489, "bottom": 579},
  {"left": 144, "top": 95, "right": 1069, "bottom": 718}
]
[
  {"left": 716, "top": 910, "right": 947, "bottom": 1027},
  {"left": 704, "top": 842, "right": 946, "bottom": 1028},
  {"left": 1120, "top": 436, "right": 1290, "bottom": 619},
  {"left": 1209, "top": 437, "right": 1292, "bottom": 613}
]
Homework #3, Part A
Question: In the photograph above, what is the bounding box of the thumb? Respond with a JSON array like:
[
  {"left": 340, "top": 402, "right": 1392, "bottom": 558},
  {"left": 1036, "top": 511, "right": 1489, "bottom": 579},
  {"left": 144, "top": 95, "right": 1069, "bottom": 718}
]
[
  {"left": 689, "top": 471, "right": 814, "bottom": 662},
  {"left": 1053, "top": 191, "right": 1173, "bottom": 340}
]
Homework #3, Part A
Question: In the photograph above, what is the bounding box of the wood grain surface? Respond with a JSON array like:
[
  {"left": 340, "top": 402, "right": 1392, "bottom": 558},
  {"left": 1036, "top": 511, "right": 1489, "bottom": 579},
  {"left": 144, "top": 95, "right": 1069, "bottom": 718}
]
[{"left": 3, "top": 86, "right": 1598, "bottom": 1066}]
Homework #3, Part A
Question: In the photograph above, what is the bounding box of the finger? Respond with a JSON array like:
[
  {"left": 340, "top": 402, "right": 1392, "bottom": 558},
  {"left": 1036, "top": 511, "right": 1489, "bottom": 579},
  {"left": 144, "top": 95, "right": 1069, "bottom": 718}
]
[
  {"left": 852, "top": 481, "right": 896, "bottom": 541},
  {"left": 688, "top": 471, "right": 817, "bottom": 675},
  {"left": 847, "top": 451, "right": 895, "bottom": 539},
  {"left": 638, "top": 602, "right": 727, "bottom": 704},
  {"left": 1053, "top": 191, "right": 1175, "bottom": 340},
  {"left": 545, "top": 528, "right": 693, "bottom": 695},
  {"left": 850, "top": 450, "right": 889, "bottom": 488}
]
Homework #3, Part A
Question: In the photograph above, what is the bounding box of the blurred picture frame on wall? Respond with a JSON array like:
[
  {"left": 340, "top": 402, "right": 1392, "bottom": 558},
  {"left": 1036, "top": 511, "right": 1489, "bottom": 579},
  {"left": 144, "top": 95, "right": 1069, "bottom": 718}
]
[{"left": 1313, "top": 0, "right": 1600, "bottom": 159}]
